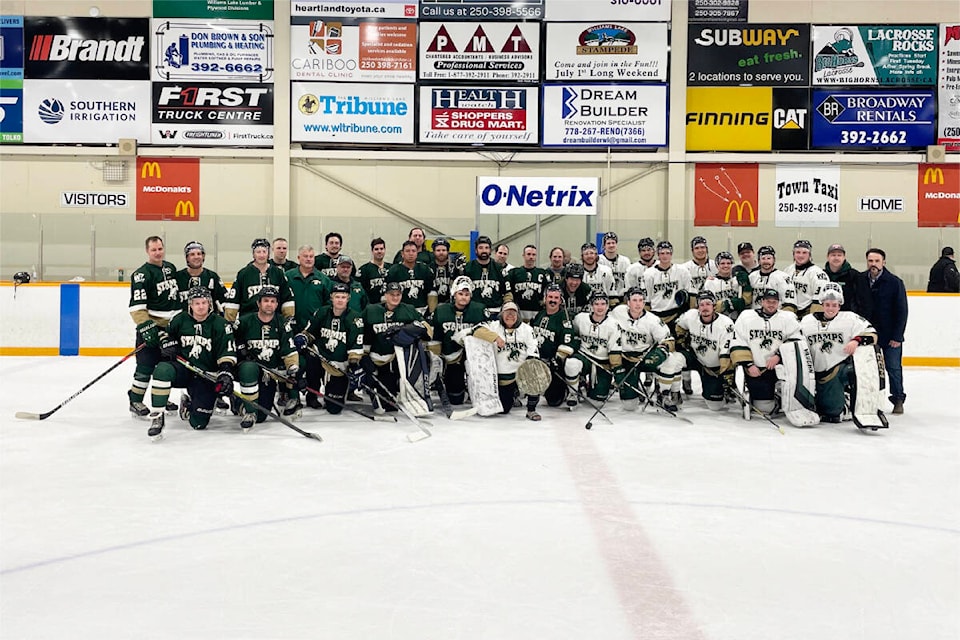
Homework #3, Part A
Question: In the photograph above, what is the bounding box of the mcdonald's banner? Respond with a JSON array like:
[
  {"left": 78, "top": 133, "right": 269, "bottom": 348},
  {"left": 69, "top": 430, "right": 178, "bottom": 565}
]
[
  {"left": 136, "top": 157, "right": 200, "bottom": 221},
  {"left": 917, "top": 164, "right": 960, "bottom": 228},
  {"left": 694, "top": 163, "right": 759, "bottom": 227}
]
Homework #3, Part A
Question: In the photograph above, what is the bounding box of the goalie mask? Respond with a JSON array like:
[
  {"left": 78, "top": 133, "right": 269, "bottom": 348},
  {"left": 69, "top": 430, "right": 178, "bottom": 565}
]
[{"left": 452, "top": 276, "right": 472, "bottom": 294}]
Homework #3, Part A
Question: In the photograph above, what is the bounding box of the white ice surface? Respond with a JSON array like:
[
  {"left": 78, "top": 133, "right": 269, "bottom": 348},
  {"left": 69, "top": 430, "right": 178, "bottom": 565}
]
[{"left": 1, "top": 357, "right": 957, "bottom": 640}]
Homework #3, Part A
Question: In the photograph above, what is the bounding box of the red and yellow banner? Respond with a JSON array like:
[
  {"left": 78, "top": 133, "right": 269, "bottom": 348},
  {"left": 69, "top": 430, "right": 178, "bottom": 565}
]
[
  {"left": 694, "top": 163, "right": 759, "bottom": 227},
  {"left": 136, "top": 158, "right": 200, "bottom": 221},
  {"left": 917, "top": 164, "right": 960, "bottom": 228}
]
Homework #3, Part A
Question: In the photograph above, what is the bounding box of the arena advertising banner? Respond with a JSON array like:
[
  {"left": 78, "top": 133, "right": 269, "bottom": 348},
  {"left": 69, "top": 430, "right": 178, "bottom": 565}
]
[
  {"left": 917, "top": 164, "right": 960, "bottom": 228},
  {"left": 0, "top": 16, "right": 24, "bottom": 144},
  {"left": 811, "top": 90, "right": 935, "bottom": 150},
  {"left": 290, "top": 18, "right": 416, "bottom": 82},
  {"left": 694, "top": 164, "right": 759, "bottom": 227},
  {"left": 418, "top": 22, "right": 539, "bottom": 81},
  {"left": 24, "top": 17, "right": 149, "bottom": 81},
  {"left": 686, "top": 87, "right": 809, "bottom": 151},
  {"left": 1, "top": 15, "right": 23, "bottom": 79},
  {"left": 291, "top": 0, "right": 418, "bottom": 20},
  {"left": 544, "top": 22, "right": 668, "bottom": 82},
  {"left": 476, "top": 177, "right": 600, "bottom": 216},
  {"left": 22, "top": 80, "right": 151, "bottom": 143},
  {"left": 136, "top": 158, "right": 200, "bottom": 222},
  {"left": 687, "top": 24, "right": 810, "bottom": 86},
  {"left": 291, "top": 81, "right": 414, "bottom": 144},
  {"left": 688, "top": 0, "right": 748, "bottom": 23},
  {"left": 152, "top": 83, "right": 274, "bottom": 146},
  {"left": 774, "top": 165, "right": 840, "bottom": 228},
  {"left": 812, "top": 25, "right": 938, "bottom": 86},
  {"left": 419, "top": 86, "right": 538, "bottom": 144},
  {"left": 154, "top": 0, "right": 274, "bottom": 20},
  {"left": 151, "top": 20, "right": 274, "bottom": 83},
  {"left": 545, "top": 0, "right": 670, "bottom": 23},
  {"left": 939, "top": 24, "right": 960, "bottom": 151},
  {"left": 541, "top": 84, "right": 667, "bottom": 147},
  {"left": 420, "top": 0, "right": 542, "bottom": 20},
  {"left": 60, "top": 191, "right": 130, "bottom": 208}
]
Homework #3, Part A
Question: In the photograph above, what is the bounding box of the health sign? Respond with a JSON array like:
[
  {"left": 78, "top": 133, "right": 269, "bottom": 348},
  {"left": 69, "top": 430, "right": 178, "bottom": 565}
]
[{"left": 811, "top": 90, "right": 935, "bottom": 150}]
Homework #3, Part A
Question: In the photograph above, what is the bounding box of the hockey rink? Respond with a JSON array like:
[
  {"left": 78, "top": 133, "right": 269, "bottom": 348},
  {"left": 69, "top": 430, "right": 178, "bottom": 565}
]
[{"left": 0, "top": 356, "right": 957, "bottom": 640}]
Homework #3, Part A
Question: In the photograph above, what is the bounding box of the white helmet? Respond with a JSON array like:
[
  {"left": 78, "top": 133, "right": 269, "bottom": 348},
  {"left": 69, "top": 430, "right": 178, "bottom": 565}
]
[{"left": 819, "top": 282, "right": 844, "bottom": 306}]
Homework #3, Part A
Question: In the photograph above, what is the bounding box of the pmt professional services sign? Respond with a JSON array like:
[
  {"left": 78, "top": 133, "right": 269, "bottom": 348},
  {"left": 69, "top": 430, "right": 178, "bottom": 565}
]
[
  {"left": 686, "top": 86, "right": 809, "bottom": 151},
  {"left": 292, "top": 81, "right": 414, "bottom": 144},
  {"left": 24, "top": 17, "right": 149, "bottom": 80},
  {"left": 811, "top": 90, "right": 935, "bottom": 149},
  {"left": 939, "top": 24, "right": 960, "bottom": 151},
  {"left": 774, "top": 165, "right": 840, "bottom": 228},
  {"left": 152, "top": 82, "right": 274, "bottom": 146},
  {"left": 418, "top": 22, "right": 539, "bottom": 81},
  {"left": 541, "top": 84, "right": 667, "bottom": 147},
  {"left": 545, "top": 22, "right": 667, "bottom": 82},
  {"left": 151, "top": 19, "right": 274, "bottom": 82},
  {"left": 812, "top": 25, "right": 938, "bottom": 86},
  {"left": 419, "top": 86, "right": 538, "bottom": 144},
  {"left": 476, "top": 177, "right": 599, "bottom": 216},
  {"left": 23, "top": 79, "right": 151, "bottom": 143},
  {"left": 687, "top": 24, "right": 809, "bottom": 86}
]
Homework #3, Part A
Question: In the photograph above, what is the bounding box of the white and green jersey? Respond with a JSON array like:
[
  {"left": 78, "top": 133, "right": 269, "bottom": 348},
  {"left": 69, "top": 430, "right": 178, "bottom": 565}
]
[
  {"left": 680, "top": 258, "right": 718, "bottom": 294},
  {"left": 582, "top": 263, "right": 615, "bottom": 297},
  {"left": 642, "top": 264, "right": 692, "bottom": 313},
  {"left": 731, "top": 308, "right": 802, "bottom": 367},
  {"left": 800, "top": 311, "right": 876, "bottom": 373},
  {"left": 748, "top": 269, "right": 797, "bottom": 312},
  {"left": 598, "top": 253, "right": 632, "bottom": 298},
  {"left": 785, "top": 262, "right": 830, "bottom": 314},
  {"left": 572, "top": 312, "right": 621, "bottom": 363},
  {"left": 610, "top": 305, "right": 673, "bottom": 360},
  {"left": 676, "top": 309, "right": 735, "bottom": 369}
]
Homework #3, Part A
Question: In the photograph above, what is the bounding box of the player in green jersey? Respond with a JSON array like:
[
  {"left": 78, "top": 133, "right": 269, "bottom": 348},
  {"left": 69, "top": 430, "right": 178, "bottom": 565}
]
[
  {"left": 386, "top": 241, "right": 436, "bottom": 316},
  {"left": 505, "top": 244, "right": 550, "bottom": 322},
  {"left": 392, "top": 227, "right": 434, "bottom": 267},
  {"left": 560, "top": 263, "right": 592, "bottom": 315},
  {"left": 269, "top": 238, "right": 298, "bottom": 272},
  {"left": 175, "top": 241, "right": 230, "bottom": 314},
  {"left": 430, "top": 237, "right": 464, "bottom": 305},
  {"left": 224, "top": 238, "right": 295, "bottom": 323},
  {"left": 128, "top": 236, "right": 182, "bottom": 418},
  {"left": 358, "top": 237, "right": 392, "bottom": 305},
  {"left": 463, "top": 235, "right": 507, "bottom": 314},
  {"left": 531, "top": 284, "right": 582, "bottom": 408}
]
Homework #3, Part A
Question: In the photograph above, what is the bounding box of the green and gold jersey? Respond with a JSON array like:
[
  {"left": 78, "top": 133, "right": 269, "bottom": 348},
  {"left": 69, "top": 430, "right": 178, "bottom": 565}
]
[
  {"left": 462, "top": 260, "right": 506, "bottom": 309},
  {"left": 235, "top": 311, "right": 298, "bottom": 370},
  {"left": 505, "top": 266, "right": 550, "bottom": 314},
  {"left": 175, "top": 267, "right": 230, "bottom": 314},
  {"left": 362, "top": 303, "right": 427, "bottom": 362},
  {"left": 223, "top": 262, "right": 294, "bottom": 322},
  {"left": 428, "top": 300, "right": 489, "bottom": 362},
  {"left": 166, "top": 311, "right": 236, "bottom": 372},
  {"left": 129, "top": 260, "right": 181, "bottom": 326},
  {"left": 530, "top": 308, "right": 577, "bottom": 360},
  {"left": 302, "top": 306, "right": 365, "bottom": 367},
  {"left": 386, "top": 262, "right": 435, "bottom": 310},
  {"left": 358, "top": 261, "right": 391, "bottom": 304}
]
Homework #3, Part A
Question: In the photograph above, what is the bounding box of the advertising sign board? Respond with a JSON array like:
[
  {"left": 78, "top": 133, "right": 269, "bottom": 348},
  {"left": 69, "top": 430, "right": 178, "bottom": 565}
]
[
  {"left": 418, "top": 22, "right": 539, "bottom": 81},
  {"left": 137, "top": 157, "right": 201, "bottom": 221},
  {"left": 152, "top": 82, "right": 273, "bottom": 146},
  {"left": 151, "top": 19, "right": 273, "bottom": 82},
  {"left": 687, "top": 23, "right": 809, "bottom": 86},
  {"left": 686, "top": 86, "right": 809, "bottom": 151},
  {"left": 774, "top": 165, "right": 840, "bottom": 228},
  {"left": 544, "top": 22, "right": 667, "bottom": 82},
  {"left": 24, "top": 17, "right": 150, "bottom": 80},
  {"left": 292, "top": 81, "right": 414, "bottom": 144},
  {"left": 541, "top": 83, "right": 667, "bottom": 147},
  {"left": 939, "top": 24, "right": 960, "bottom": 150},
  {"left": 811, "top": 90, "right": 935, "bottom": 149},
  {"left": 812, "top": 25, "right": 938, "bottom": 86},
  {"left": 23, "top": 79, "right": 151, "bottom": 143},
  {"left": 419, "top": 85, "right": 538, "bottom": 144},
  {"left": 290, "top": 19, "right": 416, "bottom": 82},
  {"left": 476, "top": 177, "right": 599, "bottom": 215}
]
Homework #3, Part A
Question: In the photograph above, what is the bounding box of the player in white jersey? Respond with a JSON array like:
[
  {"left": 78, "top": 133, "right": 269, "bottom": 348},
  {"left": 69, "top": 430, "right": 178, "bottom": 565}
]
[
  {"left": 580, "top": 242, "right": 615, "bottom": 299},
  {"left": 676, "top": 290, "right": 736, "bottom": 411},
  {"left": 784, "top": 239, "right": 830, "bottom": 318},
  {"left": 571, "top": 291, "right": 622, "bottom": 401},
  {"left": 625, "top": 237, "right": 657, "bottom": 291},
  {"left": 731, "top": 288, "right": 803, "bottom": 414},
  {"left": 703, "top": 251, "right": 752, "bottom": 320},
  {"left": 748, "top": 245, "right": 798, "bottom": 314},
  {"left": 680, "top": 235, "right": 718, "bottom": 294},
  {"left": 611, "top": 287, "right": 685, "bottom": 411},
  {"left": 642, "top": 241, "right": 693, "bottom": 330},
  {"left": 471, "top": 301, "right": 542, "bottom": 420},
  {"left": 800, "top": 283, "right": 878, "bottom": 423},
  {"left": 598, "top": 231, "right": 632, "bottom": 306}
]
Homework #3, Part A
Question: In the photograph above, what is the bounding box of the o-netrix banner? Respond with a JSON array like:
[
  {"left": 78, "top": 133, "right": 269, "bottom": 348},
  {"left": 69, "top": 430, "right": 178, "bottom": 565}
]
[
  {"left": 137, "top": 158, "right": 200, "bottom": 222},
  {"left": 24, "top": 17, "right": 149, "bottom": 80},
  {"left": 687, "top": 24, "right": 809, "bottom": 86}
]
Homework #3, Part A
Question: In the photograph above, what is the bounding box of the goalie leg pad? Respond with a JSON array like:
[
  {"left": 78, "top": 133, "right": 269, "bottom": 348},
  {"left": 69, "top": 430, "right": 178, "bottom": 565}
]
[
  {"left": 463, "top": 337, "right": 505, "bottom": 416},
  {"left": 851, "top": 345, "right": 887, "bottom": 429},
  {"left": 776, "top": 340, "right": 820, "bottom": 427}
]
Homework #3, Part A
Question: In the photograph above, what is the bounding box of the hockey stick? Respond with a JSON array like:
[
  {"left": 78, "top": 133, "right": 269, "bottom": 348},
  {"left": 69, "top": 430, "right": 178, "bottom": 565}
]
[
  {"left": 578, "top": 352, "right": 647, "bottom": 429},
  {"left": 16, "top": 344, "right": 146, "bottom": 420},
  {"left": 725, "top": 381, "right": 785, "bottom": 435},
  {"left": 432, "top": 368, "right": 478, "bottom": 420},
  {"left": 538, "top": 357, "right": 612, "bottom": 425},
  {"left": 414, "top": 342, "right": 435, "bottom": 413},
  {"left": 253, "top": 362, "right": 396, "bottom": 423},
  {"left": 176, "top": 357, "right": 322, "bottom": 442},
  {"left": 306, "top": 346, "right": 432, "bottom": 441}
]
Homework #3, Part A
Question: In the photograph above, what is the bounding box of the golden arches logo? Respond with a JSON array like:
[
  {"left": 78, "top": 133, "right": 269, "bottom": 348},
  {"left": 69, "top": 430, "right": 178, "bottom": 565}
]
[
  {"left": 724, "top": 199, "right": 755, "bottom": 223},
  {"left": 924, "top": 167, "right": 944, "bottom": 185},
  {"left": 141, "top": 162, "right": 162, "bottom": 179},
  {"left": 174, "top": 200, "right": 195, "bottom": 218}
]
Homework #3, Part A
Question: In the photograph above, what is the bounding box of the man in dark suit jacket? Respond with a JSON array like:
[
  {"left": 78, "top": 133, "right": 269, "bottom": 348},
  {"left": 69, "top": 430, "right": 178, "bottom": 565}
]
[
  {"left": 926, "top": 247, "right": 959, "bottom": 293},
  {"left": 860, "top": 248, "right": 908, "bottom": 414},
  {"left": 823, "top": 243, "right": 872, "bottom": 317}
]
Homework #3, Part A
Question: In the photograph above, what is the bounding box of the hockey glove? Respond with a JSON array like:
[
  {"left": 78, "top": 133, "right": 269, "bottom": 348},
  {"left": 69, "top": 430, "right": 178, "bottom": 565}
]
[
  {"left": 137, "top": 320, "right": 160, "bottom": 347},
  {"left": 236, "top": 342, "right": 250, "bottom": 361},
  {"left": 286, "top": 365, "right": 307, "bottom": 391},
  {"left": 215, "top": 363, "right": 234, "bottom": 396},
  {"left": 735, "top": 270, "right": 752, "bottom": 290},
  {"left": 643, "top": 346, "right": 668, "bottom": 369},
  {"left": 387, "top": 323, "right": 427, "bottom": 347},
  {"left": 159, "top": 332, "right": 178, "bottom": 361},
  {"left": 349, "top": 363, "right": 366, "bottom": 387},
  {"left": 292, "top": 333, "right": 309, "bottom": 351},
  {"left": 674, "top": 290, "right": 690, "bottom": 309}
]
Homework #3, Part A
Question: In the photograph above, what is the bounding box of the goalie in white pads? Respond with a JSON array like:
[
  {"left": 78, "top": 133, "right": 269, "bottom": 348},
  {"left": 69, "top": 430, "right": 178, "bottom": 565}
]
[
  {"left": 800, "top": 283, "right": 887, "bottom": 429},
  {"left": 675, "top": 290, "right": 736, "bottom": 411},
  {"left": 427, "top": 276, "right": 489, "bottom": 406},
  {"left": 732, "top": 288, "right": 819, "bottom": 426},
  {"left": 470, "top": 302, "right": 543, "bottom": 420},
  {"left": 610, "top": 287, "right": 686, "bottom": 412}
]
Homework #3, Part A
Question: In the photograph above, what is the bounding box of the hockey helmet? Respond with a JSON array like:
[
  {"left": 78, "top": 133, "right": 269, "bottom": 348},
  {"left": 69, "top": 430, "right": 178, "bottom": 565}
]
[
  {"left": 715, "top": 251, "right": 735, "bottom": 264},
  {"left": 737, "top": 242, "right": 754, "bottom": 254},
  {"left": 474, "top": 234, "right": 493, "bottom": 248},
  {"left": 545, "top": 283, "right": 562, "bottom": 294},
  {"left": 251, "top": 238, "right": 270, "bottom": 252},
  {"left": 690, "top": 235, "right": 708, "bottom": 249},
  {"left": 637, "top": 237, "right": 655, "bottom": 250},
  {"left": 580, "top": 241, "right": 597, "bottom": 253},
  {"left": 184, "top": 241, "right": 205, "bottom": 256},
  {"left": 793, "top": 239, "right": 813, "bottom": 251},
  {"left": 696, "top": 290, "right": 717, "bottom": 304},
  {"left": 187, "top": 286, "right": 213, "bottom": 303},
  {"left": 384, "top": 281, "right": 402, "bottom": 293},
  {"left": 564, "top": 263, "right": 584, "bottom": 279},
  {"left": 12, "top": 271, "right": 31, "bottom": 285},
  {"left": 819, "top": 282, "right": 844, "bottom": 305},
  {"left": 330, "top": 282, "right": 350, "bottom": 295},
  {"left": 256, "top": 285, "right": 280, "bottom": 301},
  {"left": 625, "top": 286, "right": 645, "bottom": 300},
  {"left": 759, "top": 288, "right": 780, "bottom": 300},
  {"left": 433, "top": 237, "right": 451, "bottom": 250},
  {"left": 656, "top": 240, "right": 674, "bottom": 253},
  {"left": 757, "top": 245, "right": 776, "bottom": 257},
  {"left": 589, "top": 289, "right": 609, "bottom": 302},
  {"left": 452, "top": 275, "right": 473, "bottom": 293},
  {"left": 602, "top": 231, "right": 619, "bottom": 244}
]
